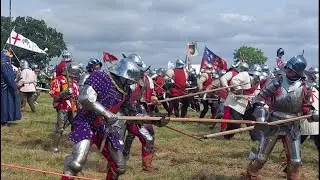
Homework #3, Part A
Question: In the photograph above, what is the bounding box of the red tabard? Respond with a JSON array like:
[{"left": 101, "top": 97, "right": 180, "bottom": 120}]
[
  {"left": 243, "top": 82, "right": 260, "bottom": 95},
  {"left": 219, "top": 70, "right": 239, "bottom": 99},
  {"left": 49, "top": 76, "right": 79, "bottom": 111},
  {"left": 144, "top": 78, "right": 154, "bottom": 102},
  {"left": 130, "top": 77, "right": 154, "bottom": 104},
  {"left": 154, "top": 75, "right": 164, "bottom": 94},
  {"left": 170, "top": 69, "right": 187, "bottom": 96},
  {"left": 260, "top": 79, "right": 270, "bottom": 89},
  {"left": 203, "top": 73, "right": 213, "bottom": 89}
]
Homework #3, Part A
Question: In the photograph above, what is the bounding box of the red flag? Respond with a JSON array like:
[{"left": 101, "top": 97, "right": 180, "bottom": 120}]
[
  {"left": 276, "top": 57, "right": 283, "bottom": 68},
  {"left": 103, "top": 52, "right": 118, "bottom": 62},
  {"left": 201, "top": 46, "right": 227, "bottom": 70},
  {"left": 213, "top": 57, "right": 228, "bottom": 70}
]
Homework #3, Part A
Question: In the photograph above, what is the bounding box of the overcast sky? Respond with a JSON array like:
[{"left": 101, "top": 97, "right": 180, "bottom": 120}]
[{"left": 1, "top": 0, "right": 318, "bottom": 69}]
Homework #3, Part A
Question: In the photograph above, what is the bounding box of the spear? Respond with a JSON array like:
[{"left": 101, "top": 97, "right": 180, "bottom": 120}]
[
  {"left": 202, "top": 114, "right": 312, "bottom": 139},
  {"left": 116, "top": 116, "right": 268, "bottom": 125},
  {"left": 147, "top": 83, "right": 249, "bottom": 105}
]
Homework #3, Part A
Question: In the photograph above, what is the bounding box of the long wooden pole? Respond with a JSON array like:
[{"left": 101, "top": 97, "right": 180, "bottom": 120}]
[
  {"left": 116, "top": 116, "right": 266, "bottom": 125},
  {"left": 164, "top": 126, "right": 204, "bottom": 142},
  {"left": 147, "top": 83, "right": 248, "bottom": 105},
  {"left": 202, "top": 114, "right": 312, "bottom": 139}
]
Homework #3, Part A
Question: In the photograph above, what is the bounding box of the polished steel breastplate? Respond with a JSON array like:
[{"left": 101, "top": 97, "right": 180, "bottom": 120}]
[{"left": 273, "top": 76, "right": 304, "bottom": 114}]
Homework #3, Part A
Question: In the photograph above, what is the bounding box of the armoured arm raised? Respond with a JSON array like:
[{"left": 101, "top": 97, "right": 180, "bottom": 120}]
[{"left": 78, "top": 84, "right": 117, "bottom": 123}]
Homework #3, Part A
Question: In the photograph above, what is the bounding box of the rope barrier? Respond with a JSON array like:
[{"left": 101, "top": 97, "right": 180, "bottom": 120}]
[{"left": 1, "top": 163, "right": 98, "bottom": 180}]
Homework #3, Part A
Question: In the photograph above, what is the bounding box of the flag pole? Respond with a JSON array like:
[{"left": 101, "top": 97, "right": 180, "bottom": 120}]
[
  {"left": 9, "top": 0, "right": 12, "bottom": 64},
  {"left": 185, "top": 36, "right": 189, "bottom": 70}
]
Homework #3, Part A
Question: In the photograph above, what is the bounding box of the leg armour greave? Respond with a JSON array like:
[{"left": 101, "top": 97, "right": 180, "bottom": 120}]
[
  {"left": 247, "top": 135, "right": 278, "bottom": 177},
  {"left": 63, "top": 139, "right": 91, "bottom": 176},
  {"left": 52, "top": 110, "right": 71, "bottom": 152}
]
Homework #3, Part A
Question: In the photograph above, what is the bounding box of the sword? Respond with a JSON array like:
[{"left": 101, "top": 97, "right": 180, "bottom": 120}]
[
  {"left": 36, "top": 87, "right": 50, "bottom": 91},
  {"left": 99, "top": 126, "right": 110, "bottom": 152}
]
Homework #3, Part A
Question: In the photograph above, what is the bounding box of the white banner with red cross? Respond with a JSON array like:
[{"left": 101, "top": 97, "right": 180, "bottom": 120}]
[{"left": 6, "top": 30, "right": 47, "bottom": 54}]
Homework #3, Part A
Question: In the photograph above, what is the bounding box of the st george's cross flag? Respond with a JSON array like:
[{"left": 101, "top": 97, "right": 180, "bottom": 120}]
[
  {"left": 200, "top": 46, "right": 227, "bottom": 70},
  {"left": 6, "top": 30, "right": 47, "bottom": 54}
]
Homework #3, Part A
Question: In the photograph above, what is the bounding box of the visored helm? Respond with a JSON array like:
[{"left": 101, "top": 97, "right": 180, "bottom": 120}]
[
  {"left": 62, "top": 62, "right": 81, "bottom": 79},
  {"left": 285, "top": 55, "right": 307, "bottom": 77},
  {"left": 86, "top": 58, "right": 102, "bottom": 72},
  {"left": 175, "top": 58, "right": 185, "bottom": 68},
  {"left": 61, "top": 50, "right": 72, "bottom": 62}
]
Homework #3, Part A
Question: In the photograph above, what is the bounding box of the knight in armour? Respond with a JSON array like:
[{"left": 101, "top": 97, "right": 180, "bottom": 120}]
[
  {"left": 61, "top": 58, "right": 168, "bottom": 180},
  {"left": 164, "top": 58, "right": 189, "bottom": 117},
  {"left": 78, "top": 58, "right": 103, "bottom": 92},
  {"left": 49, "top": 62, "right": 80, "bottom": 153},
  {"left": 245, "top": 55, "right": 318, "bottom": 180},
  {"left": 123, "top": 54, "right": 168, "bottom": 172}
]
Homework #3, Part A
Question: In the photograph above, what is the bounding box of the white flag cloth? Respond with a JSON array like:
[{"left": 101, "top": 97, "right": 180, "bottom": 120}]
[
  {"left": 168, "top": 61, "right": 175, "bottom": 69},
  {"left": 6, "top": 30, "right": 47, "bottom": 54}
]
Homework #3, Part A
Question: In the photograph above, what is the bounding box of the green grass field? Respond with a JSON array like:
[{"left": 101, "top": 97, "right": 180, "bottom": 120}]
[{"left": 1, "top": 93, "right": 318, "bottom": 180}]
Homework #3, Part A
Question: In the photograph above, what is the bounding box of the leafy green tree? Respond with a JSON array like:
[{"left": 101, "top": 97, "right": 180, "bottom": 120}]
[
  {"left": 1, "top": 16, "right": 67, "bottom": 68},
  {"left": 233, "top": 46, "right": 267, "bottom": 67}
]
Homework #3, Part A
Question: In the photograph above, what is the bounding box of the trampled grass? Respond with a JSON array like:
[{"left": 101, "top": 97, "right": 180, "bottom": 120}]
[{"left": 1, "top": 93, "right": 318, "bottom": 180}]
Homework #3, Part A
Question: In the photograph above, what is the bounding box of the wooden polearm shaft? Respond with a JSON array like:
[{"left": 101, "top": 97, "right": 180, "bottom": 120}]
[
  {"left": 164, "top": 126, "right": 204, "bottom": 142},
  {"left": 203, "top": 126, "right": 254, "bottom": 139},
  {"left": 147, "top": 83, "right": 249, "bottom": 105},
  {"left": 117, "top": 116, "right": 266, "bottom": 125},
  {"left": 203, "top": 114, "right": 312, "bottom": 139}
]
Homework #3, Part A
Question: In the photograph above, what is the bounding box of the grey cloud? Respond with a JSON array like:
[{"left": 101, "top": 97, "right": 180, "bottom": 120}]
[{"left": 13, "top": 0, "right": 318, "bottom": 68}]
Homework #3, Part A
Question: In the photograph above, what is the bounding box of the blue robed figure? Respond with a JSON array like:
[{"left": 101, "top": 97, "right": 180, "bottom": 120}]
[{"left": 1, "top": 50, "right": 21, "bottom": 125}]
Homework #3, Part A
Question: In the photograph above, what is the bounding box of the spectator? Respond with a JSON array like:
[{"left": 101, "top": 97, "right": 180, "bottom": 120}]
[
  {"left": 17, "top": 59, "right": 37, "bottom": 112},
  {"left": 1, "top": 50, "right": 21, "bottom": 125}
]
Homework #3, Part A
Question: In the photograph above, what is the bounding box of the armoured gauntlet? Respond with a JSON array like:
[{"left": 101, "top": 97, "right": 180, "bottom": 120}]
[
  {"left": 252, "top": 101, "right": 269, "bottom": 121},
  {"left": 103, "top": 110, "right": 118, "bottom": 125},
  {"left": 150, "top": 113, "right": 169, "bottom": 127},
  {"left": 60, "top": 88, "right": 73, "bottom": 99},
  {"left": 308, "top": 110, "right": 319, "bottom": 122}
]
